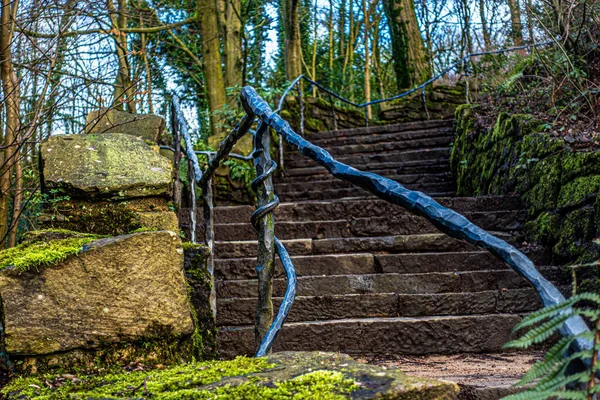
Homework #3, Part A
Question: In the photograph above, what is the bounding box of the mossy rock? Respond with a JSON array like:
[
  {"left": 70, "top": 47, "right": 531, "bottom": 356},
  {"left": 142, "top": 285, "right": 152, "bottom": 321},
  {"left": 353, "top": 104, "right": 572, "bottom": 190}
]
[
  {"left": 41, "top": 133, "right": 173, "bottom": 200},
  {"left": 0, "top": 231, "right": 195, "bottom": 372},
  {"left": 2, "top": 351, "right": 459, "bottom": 399},
  {"left": 85, "top": 108, "right": 169, "bottom": 145},
  {"left": 38, "top": 198, "right": 172, "bottom": 236},
  {"left": 557, "top": 175, "right": 600, "bottom": 208}
]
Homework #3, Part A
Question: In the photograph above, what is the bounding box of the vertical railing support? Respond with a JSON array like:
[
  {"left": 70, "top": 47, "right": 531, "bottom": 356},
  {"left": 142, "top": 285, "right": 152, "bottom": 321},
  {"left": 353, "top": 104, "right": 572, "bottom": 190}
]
[
  {"left": 202, "top": 158, "right": 216, "bottom": 319},
  {"left": 364, "top": 107, "right": 369, "bottom": 127},
  {"left": 187, "top": 157, "right": 197, "bottom": 243},
  {"left": 296, "top": 83, "right": 305, "bottom": 136},
  {"left": 251, "top": 122, "right": 277, "bottom": 353},
  {"left": 464, "top": 59, "right": 471, "bottom": 104},
  {"left": 170, "top": 102, "right": 182, "bottom": 209},
  {"left": 328, "top": 93, "right": 338, "bottom": 131},
  {"left": 421, "top": 87, "right": 430, "bottom": 120}
]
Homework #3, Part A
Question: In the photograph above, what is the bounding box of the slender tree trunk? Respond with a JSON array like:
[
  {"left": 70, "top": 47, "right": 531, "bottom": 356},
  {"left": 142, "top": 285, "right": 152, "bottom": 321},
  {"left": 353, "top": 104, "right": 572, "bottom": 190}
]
[
  {"left": 339, "top": 0, "right": 345, "bottom": 61},
  {"left": 139, "top": 20, "right": 154, "bottom": 114},
  {"left": 0, "top": 0, "right": 21, "bottom": 247},
  {"left": 508, "top": 0, "right": 524, "bottom": 45},
  {"left": 461, "top": 0, "right": 473, "bottom": 55},
  {"left": 363, "top": 0, "right": 372, "bottom": 118},
  {"left": 479, "top": 0, "right": 491, "bottom": 50},
  {"left": 281, "top": 0, "right": 303, "bottom": 80},
  {"left": 329, "top": 0, "right": 334, "bottom": 83},
  {"left": 225, "top": 0, "right": 243, "bottom": 89},
  {"left": 197, "top": 0, "right": 227, "bottom": 137},
  {"left": 8, "top": 151, "right": 21, "bottom": 247},
  {"left": 108, "top": 0, "right": 137, "bottom": 113},
  {"left": 311, "top": 0, "right": 317, "bottom": 96},
  {"left": 382, "top": 0, "right": 430, "bottom": 90}
]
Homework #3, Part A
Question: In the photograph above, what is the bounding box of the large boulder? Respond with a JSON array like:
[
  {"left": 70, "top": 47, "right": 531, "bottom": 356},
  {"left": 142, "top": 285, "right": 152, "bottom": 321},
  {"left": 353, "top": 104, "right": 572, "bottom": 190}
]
[
  {"left": 0, "top": 231, "right": 193, "bottom": 361},
  {"left": 41, "top": 133, "right": 173, "bottom": 200},
  {"left": 85, "top": 109, "right": 169, "bottom": 145}
]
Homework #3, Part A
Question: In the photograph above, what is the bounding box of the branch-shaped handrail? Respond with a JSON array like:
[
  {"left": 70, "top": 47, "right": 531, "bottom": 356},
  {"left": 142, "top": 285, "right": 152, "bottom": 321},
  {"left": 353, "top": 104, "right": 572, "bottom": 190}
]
[
  {"left": 275, "top": 40, "right": 554, "bottom": 114},
  {"left": 241, "top": 85, "right": 593, "bottom": 356}
]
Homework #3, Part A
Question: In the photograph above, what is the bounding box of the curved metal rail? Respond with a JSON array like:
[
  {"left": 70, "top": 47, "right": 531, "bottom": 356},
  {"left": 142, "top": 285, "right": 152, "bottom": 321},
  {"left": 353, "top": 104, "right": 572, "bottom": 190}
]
[{"left": 241, "top": 85, "right": 593, "bottom": 356}]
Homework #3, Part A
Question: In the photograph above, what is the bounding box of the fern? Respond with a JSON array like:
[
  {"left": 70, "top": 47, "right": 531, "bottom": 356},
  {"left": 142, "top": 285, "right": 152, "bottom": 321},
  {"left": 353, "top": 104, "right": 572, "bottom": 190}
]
[{"left": 502, "top": 292, "right": 600, "bottom": 400}]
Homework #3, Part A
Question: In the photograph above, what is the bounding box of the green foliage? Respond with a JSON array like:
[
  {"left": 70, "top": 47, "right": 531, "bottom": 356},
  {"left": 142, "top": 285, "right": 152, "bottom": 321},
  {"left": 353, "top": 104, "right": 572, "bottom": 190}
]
[
  {"left": 1, "top": 356, "right": 357, "bottom": 399},
  {"left": 0, "top": 233, "right": 98, "bottom": 273},
  {"left": 502, "top": 292, "right": 600, "bottom": 399}
]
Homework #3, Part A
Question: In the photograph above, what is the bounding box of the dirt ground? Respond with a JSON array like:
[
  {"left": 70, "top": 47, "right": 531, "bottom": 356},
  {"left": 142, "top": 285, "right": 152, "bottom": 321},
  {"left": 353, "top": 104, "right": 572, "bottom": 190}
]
[{"left": 357, "top": 350, "right": 544, "bottom": 391}]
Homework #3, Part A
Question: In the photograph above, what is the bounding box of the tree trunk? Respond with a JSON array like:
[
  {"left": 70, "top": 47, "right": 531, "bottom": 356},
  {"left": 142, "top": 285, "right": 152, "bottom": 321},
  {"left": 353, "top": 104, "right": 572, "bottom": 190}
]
[
  {"left": 508, "top": 0, "right": 524, "bottom": 46},
  {"left": 281, "top": 0, "right": 303, "bottom": 80},
  {"left": 225, "top": 0, "right": 243, "bottom": 89},
  {"left": 108, "top": 0, "right": 137, "bottom": 113},
  {"left": 382, "top": 0, "right": 430, "bottom": 90},
  {"left": 198, "top": 0, "right": 227, "bottom": 137},
  {"left": 363, "top": 0, "right": 372, "bottom": 118},
  {"left": 0, "top": 0, "right": 21, "bottom": 247},
  {"left": 479, "top": 0, "right": 491, "bottom": 50}
]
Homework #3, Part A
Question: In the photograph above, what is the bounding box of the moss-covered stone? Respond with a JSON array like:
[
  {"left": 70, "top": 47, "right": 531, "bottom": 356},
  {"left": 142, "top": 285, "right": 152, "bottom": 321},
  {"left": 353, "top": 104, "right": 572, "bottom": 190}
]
[
  {"left": 85, "top": 108, "right": 169, "bottom": 145},
  {"left": 452, "top": 104, "right": 600, "bottom": 266},
  {"left": 41, "top": 133, "right": 173, "bottom": 200},
  {"left": 2, "top": 352, "right": 459, "bottom": 399},
  {"left": 37, "top": 198, "right": 171, "bottom": 236},
  {"left": 137, "top": 211, "right": 179, "bottom": 232},
  {"left": 0, "top": 231, "right": 194, "bottom": 369}
]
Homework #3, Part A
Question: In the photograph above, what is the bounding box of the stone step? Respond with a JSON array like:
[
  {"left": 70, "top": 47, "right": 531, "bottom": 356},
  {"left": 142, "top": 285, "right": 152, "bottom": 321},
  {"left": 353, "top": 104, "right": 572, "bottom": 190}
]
[
  {"left": 303, "top": 119, "right": 454, "bottom": 142},
  {"left": 274, "top": 173, "right": 453, "bottom": 194},
  {"left": 282, "top": 147, "right": 450, "bottom": 171},
  {"left": 214, "top": 251, "right": 509, "bottom": 281},
  {"left": 207, "top": 210, "right": 526, "bottom": 241},
  {"left": 215, "top": 269, "right": 540, "bottom": 299},
  {"left": 213, "top": 233, "right": 509, "bottom": 259},
  {"left": 203, "top": 196, "right": 524, "bottom": 225},
  {"left": 296, "top": 126, "right": 455, "bottom": 149},
  {"left": 284, "top": 134, "right": 454, "bottom": 158},
  {"left": 216, "top": 288, "right": 543, "bottom": 326},
  {"left": 279, "top": 159, "right": 451, "bottom": 182},
  {"left": 277, "top": 186, "right": 455, "bottom": 202},
  {"left": 217, "top": 314, "right": 522, "bottom": 358}
]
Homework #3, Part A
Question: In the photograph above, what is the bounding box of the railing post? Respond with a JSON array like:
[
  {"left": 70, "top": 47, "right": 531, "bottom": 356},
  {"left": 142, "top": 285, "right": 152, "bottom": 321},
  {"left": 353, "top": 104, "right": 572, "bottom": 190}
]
[
  {"left": 296, "top": 82, "right": 304, "bottom": 136},
  {"left": 202, "top": 157, "right": 216, "bottom": 319},
  {"left": 170, "top": 101, "right": 182, "bottom": 209},
  {"left": 421, "top": 87, "right": 430, "bottom": 120},
  {"left": 187, "top": 157, "right": 197, "bottom": 244},
  {"left": 328, "top": 93, "right": 338, "bottom": 131},
  {"left": 464, "top": 59, "right": 470, "bottom": 104},
  {"left": 364, "top": 107, "right": 369, "bottom": 128},
  {"left": 252, "top": 122, "right": 277, "bottom": 353}
]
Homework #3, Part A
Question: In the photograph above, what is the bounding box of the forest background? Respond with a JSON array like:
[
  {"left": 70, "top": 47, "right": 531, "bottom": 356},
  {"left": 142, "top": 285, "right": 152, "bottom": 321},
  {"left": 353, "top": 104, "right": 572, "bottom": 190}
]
[{"left": 0, "top": 0, "right": 596, "bottom": 248}]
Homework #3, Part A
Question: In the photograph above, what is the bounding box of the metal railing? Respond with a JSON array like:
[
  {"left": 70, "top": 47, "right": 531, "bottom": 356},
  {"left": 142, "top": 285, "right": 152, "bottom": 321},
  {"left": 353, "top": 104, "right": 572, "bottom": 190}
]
[
  {"left": 273, "top": 40, "right": 554, "bottom": 171},
  {"left": 168, "top": 80, "right": 593, "bottom": 360}
]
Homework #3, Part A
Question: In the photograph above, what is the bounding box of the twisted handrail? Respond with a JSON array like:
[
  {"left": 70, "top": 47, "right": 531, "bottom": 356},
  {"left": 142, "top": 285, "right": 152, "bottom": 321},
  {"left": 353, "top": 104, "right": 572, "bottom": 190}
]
[{"left": 240, "top": 85, "right": 594, "bottom": 359}]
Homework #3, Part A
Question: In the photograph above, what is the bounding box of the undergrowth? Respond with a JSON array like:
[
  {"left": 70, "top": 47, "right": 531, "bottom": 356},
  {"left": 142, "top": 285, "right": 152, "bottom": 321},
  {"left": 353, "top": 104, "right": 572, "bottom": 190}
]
[
  {"left": 1, "top": 356, "right": 358, "bottom": 399},
  {"left": 502, "top": 292, "right": 600, "bottom": 399}
]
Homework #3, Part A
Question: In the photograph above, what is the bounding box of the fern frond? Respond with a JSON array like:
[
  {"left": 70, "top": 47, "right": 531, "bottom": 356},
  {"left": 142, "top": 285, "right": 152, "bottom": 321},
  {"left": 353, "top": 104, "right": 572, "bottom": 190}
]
[
  {"left": 511, "top": 298, "right": 580, "bottom": 333},
  {"left": 579, "top": 308, "right": 600, "bottom": 321},
  {"left": 506, "top": 313, "right": 575, "bottom": 349},
  {"left": 534, "top": 370, "right": 589, "bottom": 392}
]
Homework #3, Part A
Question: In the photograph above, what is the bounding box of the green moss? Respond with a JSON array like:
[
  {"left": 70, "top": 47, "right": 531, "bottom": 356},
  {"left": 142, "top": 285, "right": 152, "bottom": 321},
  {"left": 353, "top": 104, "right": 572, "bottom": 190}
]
[
  {"left": 3, "top": 357, "right": 276, "bottom": 399},
  {"left": 0, "top": 235, "right": 97, "bottom": 273},
  {"left": 557, "top": 175, "right": 600, "bottom": 208},
  {"left": 182, "top": 242, "right": 205, "bottom": 251},
  {"left": 525, "top": 212, "right": 560, "bottom": 243},
  {"left": 128, "top": 226, "right": 159, "bottom": 234}
]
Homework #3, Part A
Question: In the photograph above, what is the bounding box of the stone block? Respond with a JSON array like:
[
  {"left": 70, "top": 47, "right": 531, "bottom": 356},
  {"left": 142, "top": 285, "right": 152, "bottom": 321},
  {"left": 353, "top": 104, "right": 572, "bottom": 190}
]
[
  {"left": 0, "top": 231, "right": 193, "bottom": 357},
  {"left": 41, "top": 133, "right": 173, "bottom": 200},
  {"left": 85, "top": 108, "right": 169, "bottom": 145}
]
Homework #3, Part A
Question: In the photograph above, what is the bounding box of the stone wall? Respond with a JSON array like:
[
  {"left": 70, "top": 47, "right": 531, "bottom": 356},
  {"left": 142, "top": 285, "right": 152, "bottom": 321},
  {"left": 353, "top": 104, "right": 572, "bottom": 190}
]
[
  {"left": 451, "top": 105, "right": 600, "bottom": 289},
  {"left": 278, "top": 84, "right": 466, "bottom": 135},
  {"left": 0, "top": 110, "right": 216, "bottom": 374}
]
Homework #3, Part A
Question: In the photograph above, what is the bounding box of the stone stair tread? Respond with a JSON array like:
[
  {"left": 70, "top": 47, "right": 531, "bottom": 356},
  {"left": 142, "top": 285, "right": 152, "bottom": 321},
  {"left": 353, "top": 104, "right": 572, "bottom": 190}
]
[
  {"left": 214, "top": 251, "right": 511, "bottom": 280},
  {"left": 277, "top": 187, "right": 455, "bottom": 201},
  {"left": 283, "top": 147, "right": 451, "bottom": 169},
  {"left": 304, "top": 119, "right": 454, "bottom": 141},
  {"left": 217, "top": 314, "right": 523, "bottom": 357},
  {"left": 215, "top": 268, "right": 542, "bottom": 298},
  {"left": 216, "top": 288, "right": 544, "bottom": 326},
  {"left": 298, "top": 126, "right": 455, "bottom": 148}
]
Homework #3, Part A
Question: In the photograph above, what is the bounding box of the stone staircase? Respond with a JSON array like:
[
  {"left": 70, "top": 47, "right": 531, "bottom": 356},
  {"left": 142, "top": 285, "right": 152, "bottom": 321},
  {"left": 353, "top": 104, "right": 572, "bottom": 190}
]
[{"left": 209, "top": 119, "right": 552, "bottom": 359}]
